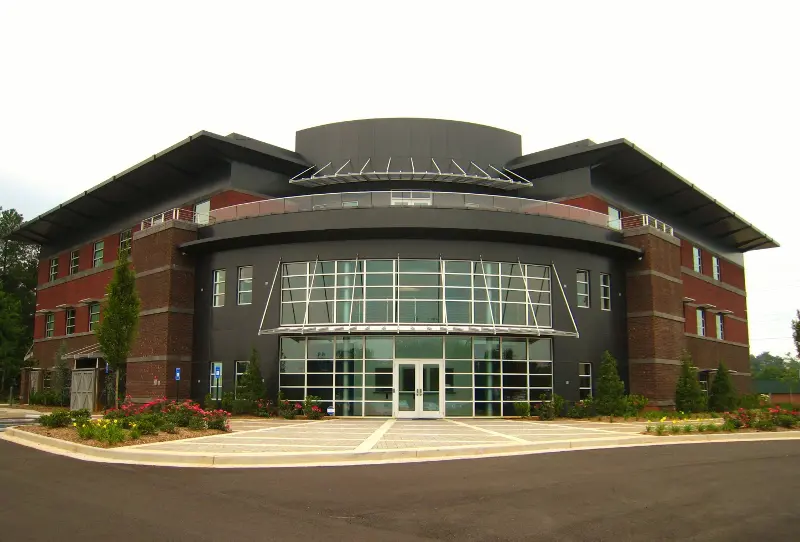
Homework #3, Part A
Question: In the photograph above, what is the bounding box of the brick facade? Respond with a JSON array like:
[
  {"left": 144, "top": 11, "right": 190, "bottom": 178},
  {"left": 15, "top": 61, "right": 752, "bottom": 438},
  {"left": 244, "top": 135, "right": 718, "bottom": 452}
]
[{"left": 128, "top": 222, "right": 198, "bottom": 402}]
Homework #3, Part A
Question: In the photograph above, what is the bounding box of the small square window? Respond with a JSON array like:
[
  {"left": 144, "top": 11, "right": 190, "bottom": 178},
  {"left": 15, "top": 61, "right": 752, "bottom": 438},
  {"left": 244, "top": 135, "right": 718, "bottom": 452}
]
[
  {"left": 69, "top": 250, "right": 80, "bottom": 275},
  {"left": 93, "top": 241, "right": 104, "bottom": 268},
  {"left": 576, "top": 270, "right": 590, "bottom": 308},
  {"left": 213, "top": 269, "right": 226, "bottom": 307},
  {"left": 49, "top": 258, "right": 58, "bottom": 282}
]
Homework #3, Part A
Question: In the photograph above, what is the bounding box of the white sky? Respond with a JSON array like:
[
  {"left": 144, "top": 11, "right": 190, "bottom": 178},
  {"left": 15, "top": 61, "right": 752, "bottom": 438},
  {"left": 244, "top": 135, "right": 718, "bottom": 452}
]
[{"left": 1, "top": 1, "right": 797, "bottom": 356}]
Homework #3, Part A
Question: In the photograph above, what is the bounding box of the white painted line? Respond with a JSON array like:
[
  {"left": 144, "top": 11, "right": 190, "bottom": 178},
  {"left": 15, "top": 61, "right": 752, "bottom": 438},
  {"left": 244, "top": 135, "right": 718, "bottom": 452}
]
[
  {"left": 445, "top": 418, "right": 531, "bottom": 444},
  {"left": 354, "top": 418, "right": 395, "bottom": 452}
]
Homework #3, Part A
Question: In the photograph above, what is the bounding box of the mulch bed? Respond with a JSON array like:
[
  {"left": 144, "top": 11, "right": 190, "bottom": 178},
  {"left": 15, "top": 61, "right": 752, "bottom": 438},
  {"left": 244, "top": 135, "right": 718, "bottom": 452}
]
[{"left": 17, "top": 425, "right": 225, "bottom": 448}]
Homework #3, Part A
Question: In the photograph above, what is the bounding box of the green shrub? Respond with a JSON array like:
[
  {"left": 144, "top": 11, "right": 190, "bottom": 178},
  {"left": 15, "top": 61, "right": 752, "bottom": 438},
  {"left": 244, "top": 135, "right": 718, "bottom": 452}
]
[
  {"left": 232, "top": 398, "right": 254, "bottom": 415},
  {"left": 669, "top": 424, "right": 681, "bottom": 434},
  {"left": 697, "top": 424, "right": 707, "bottom": 432},
  {"left": 70, "top": 409, "right": 91, "bottom": 424},
  {"left": 513, "top": 401, "right": 531, "bottom": 417},
  {"left": 303, "top": 395, "right": 324, "bottom": 419},
  {"left": 534, "top": 393, "right": 557, "bottom": 420},
  {"left": 721, "top": 419, "right": 738, "bottom": 432},
  {"left": 777, "top": 414, "right": 796, "bottom": 428},
  {"left": 645, "top": 424, "right": 653, "bottom": 433},
  {"left": 738, "top": 393, "right": 764, "bottom": 409},
  {"left": 137, "top": 420, "right": 158, "bottom": 435},
  {"left": 675, "top": 352, "right": 707, "bottom": 413},
  {"left": 752, "top": 418, "right": 776, "bottom": 431},
  {"left": 278, "top": 399, "right": 299, "bottom": 419},
  {"left": 255, "top": 399, "right": 274, "bottom": 417},
  {"left": 39, "top": 410, "right": 73, "bottom": 428},
  {"left": 129, "top": 427, "right": 142, "bottom": 440},
  {"left": 625, "top": 395, "right": 649, "bottom": 417},
  {"left": 203, "top": 393, "right": 215, "bottom": 410},
  {"left": 567, "top": 397, "right": 594, "bottom": 418},
  {"left": 709, "top": 362, "right": 737, "bottom": 412},
  {"left": 162, "top": 421, "right": 177, "bottom": 434},
  {"left": 206, "top": 410, "right": 230, "bottom": 431},
  {"left": 595, "top": 351, "right": 626, "bottom": 416},
  {"left": 188, "top": 416, "right": 208, "bottom": 430},
  {"left": 237, "top": 348, "right": 267, "bottom": 401},
  {"left": 654, "top": 424, "right": 667, "bottom": 436},
  {"left": 706, "top": 423, "right": 721, "bottom": 432},
  {"left": 220, "top": 392, "right": 235, "bottom": 413},
  {"left": 682, "top": 424, "right": 694, "bottom": 433}
]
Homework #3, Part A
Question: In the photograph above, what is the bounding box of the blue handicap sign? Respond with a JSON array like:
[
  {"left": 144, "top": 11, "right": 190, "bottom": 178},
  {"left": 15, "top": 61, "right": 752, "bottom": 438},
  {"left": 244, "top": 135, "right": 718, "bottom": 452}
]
[
  {"left": 105, "top": 362, "right": 109, "bottom": 374},
  {"left": 175, "top": 367, "right": 181, "bottom": 381},
  {"left": 214, "top": 366, "right": 221, "bottom": 378}
]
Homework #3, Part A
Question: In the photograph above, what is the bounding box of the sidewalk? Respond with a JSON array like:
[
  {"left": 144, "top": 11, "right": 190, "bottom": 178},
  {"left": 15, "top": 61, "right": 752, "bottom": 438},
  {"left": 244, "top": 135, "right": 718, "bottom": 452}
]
[{"left": 4, "top": 417, "right": 800, "bottom": 468}]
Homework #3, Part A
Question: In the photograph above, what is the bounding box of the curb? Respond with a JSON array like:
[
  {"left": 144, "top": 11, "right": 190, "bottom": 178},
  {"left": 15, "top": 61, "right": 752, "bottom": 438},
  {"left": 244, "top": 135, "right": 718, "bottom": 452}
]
[{"left": 4, "top": 426, "right": 800, "bottom": 468}]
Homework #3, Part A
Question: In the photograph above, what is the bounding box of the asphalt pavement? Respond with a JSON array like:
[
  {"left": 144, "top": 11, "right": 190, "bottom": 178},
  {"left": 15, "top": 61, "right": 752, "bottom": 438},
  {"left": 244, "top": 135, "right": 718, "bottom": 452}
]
[{"left": 1, "top": 439, "right": 797, "bottom": 541}]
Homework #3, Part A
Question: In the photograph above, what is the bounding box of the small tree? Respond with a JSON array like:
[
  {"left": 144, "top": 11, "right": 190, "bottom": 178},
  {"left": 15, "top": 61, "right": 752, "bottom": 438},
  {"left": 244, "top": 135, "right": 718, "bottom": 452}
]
[
  {"left": 595, "top": 350, "right": 626, "bottom": 416},
  {"left": 237, "top": 347, "right": 266, "bottom": 402},
  {"left": 96, "top": 250, "right": 140, "bottom": 408},
  {"left": 0, "top": 291, "right": 25, "bottom": 393},
  {"left": 675, "top": 351, "right": 707, "bottom": 413},
  {"left": 52, "top": 341, "right": 71, "bottom": 406},
  {"left": 708, "top": 361, "right": 737, "bottom": 412}
]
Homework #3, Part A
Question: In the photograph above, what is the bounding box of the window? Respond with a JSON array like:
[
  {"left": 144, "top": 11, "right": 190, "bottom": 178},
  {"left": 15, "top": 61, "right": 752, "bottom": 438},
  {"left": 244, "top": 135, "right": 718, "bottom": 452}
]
[
  {"left": 69, "top": 250, "right": 80, "bottom": 275},
  {"left": 692, "top": 246, "right": 702, "bottom": 273},
  {"left": 579, "top": 363, "right": 592, "bottom": 399},
  {"left": 696, "top": 308, "right": 706, "bottom": 336},
  {"left": 45, "top": 313, "right": 54, "bottom": 338},
  {"left": 66, "top": 309, "right": 75, "bottom": 335},
  {"left": 608, "top": 206, "right": 622, "bottom": 230},
  {"left": 212, "top": 270, "right": 226, "bottom": 307},
  {"left": 716, "top": 313, "right": 725, "bottom": 340},
  {"left": 93, "top": 241, "right": 104, "bottom": 268},
  {"left": 600, "top": 273, "right": 611, "bottom": 311},
  {"left": 576, "top": 270, "right": 590, "bottom": 308},
  {"left": 712, "top": 256, "right": 721, "bottom": 281},
  {"left": 49, "top": 258, "right": 58, "bottom": 281},
  {"left": 119, "top": 230, "right": 132, "bottom": 255},
  {"left": 89, "top": 303, "right": 100, "bottom": 331},
  {"left": 209, "top": 362, "right": 223, "bottom": 400},
  {"left": 390, "top": 190, "right": 432, "bottom": 206},
  {"left": 235, "top": 360, "right": 249, "bottom": 396},
  {"left": 194, "top": 200, "right": 210, "bottom": 225},
  {"left": 238, "top": 266, "right": 253, "bottom": 305},
  {"left": 279, "top": 259, "right": 553, "bottom": 329}
]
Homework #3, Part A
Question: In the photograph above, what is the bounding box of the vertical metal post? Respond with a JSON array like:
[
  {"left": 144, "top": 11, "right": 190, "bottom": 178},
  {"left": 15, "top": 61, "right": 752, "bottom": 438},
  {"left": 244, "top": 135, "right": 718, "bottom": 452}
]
[
  {"left": 479, "top": 257, "right": 496, "bottom": 334},
  {"left": 519, "top": 258, "right": 541, "bottom": 336}
]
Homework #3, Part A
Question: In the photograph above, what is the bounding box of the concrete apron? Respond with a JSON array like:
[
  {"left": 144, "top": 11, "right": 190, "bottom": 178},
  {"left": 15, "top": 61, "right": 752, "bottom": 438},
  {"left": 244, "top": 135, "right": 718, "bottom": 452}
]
[{"left": 4, "top": 426, "right": 800, "bottom": 469}]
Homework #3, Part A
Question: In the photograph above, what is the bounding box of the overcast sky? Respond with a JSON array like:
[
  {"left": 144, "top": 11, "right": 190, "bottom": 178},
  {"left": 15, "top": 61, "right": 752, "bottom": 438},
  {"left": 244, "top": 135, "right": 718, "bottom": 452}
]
[{"left": 1, "top": 1, "right": 797, "bottom": 356}]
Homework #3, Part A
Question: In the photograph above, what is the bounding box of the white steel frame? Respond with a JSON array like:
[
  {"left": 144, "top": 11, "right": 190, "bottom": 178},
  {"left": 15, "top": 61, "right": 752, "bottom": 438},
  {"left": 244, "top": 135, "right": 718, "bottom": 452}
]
[
  {"left": 600, "top": 273, "right": 611, "bottom": 311},
  {"left": 212, "top": 269, "right": 226, "bottom": 307},
  {"left": 69, "top": 250, "right": 80, "bottom": 275},
  {"left": 394, "top": 359, "right": 445, "bottom": 419}
]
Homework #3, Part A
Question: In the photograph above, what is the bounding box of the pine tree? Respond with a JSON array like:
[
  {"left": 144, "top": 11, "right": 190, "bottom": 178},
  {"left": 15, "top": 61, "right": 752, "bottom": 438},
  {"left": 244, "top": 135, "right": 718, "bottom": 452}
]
[
  {"left": 674, "top": 351, "right": 707, "bottom": 413},
  {"left": 708, "top": 361, "right": 737, "bottom": 412},
  {"left": 238, "top": 347, "right": 266, "bottom": 402},
  {"left": 96, "top": 250, "right": 140, "bottom": 408},
  {"left": 0, "top": 291, "right": 25, "bottom": 393},
  {"left": 595, "top": 350, "right": 626, "bottom": 416}
]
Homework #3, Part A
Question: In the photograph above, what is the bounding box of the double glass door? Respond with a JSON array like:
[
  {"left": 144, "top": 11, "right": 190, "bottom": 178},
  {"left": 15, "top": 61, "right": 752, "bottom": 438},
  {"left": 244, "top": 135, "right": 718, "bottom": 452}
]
[{"left": 394, "top": 360, "right": 443, "bottom": 418}]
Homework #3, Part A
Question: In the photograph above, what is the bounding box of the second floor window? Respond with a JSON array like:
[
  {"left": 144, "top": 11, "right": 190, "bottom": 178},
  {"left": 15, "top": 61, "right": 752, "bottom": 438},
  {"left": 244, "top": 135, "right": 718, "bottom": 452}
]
[
  {"left": 692, "top": 246, "right": 702, "bottom": 273},
  {"left": 93, "top": 241, "right": 104, "bottom": 268},
  {"left": 238, "top": 266, "right": 253, "bottom": 305},
  {"left": 194, "top": 200, "right": 210, "bottom": 225},
  {"left": 712, "top": 256, "right": 721, "bottom": 281},
  {"left": 66, "top": 309, "right": 76, "bottom": 335},
  {"left": 716, "top": 313, "right": 725, "bottom": 340},
  {"left": 576, "top": 270, "right": 590, "bottom": 308},
  {"left": 45, "top": 313, "right": 54, "bottom": 338},
  {"left": 70, "top": 250, "right": 80, "bottom": 275},
  {"left": 600, "top": 273, "right": 611, "bottom": 311},
  {"left": 213, "top": 270, "right": 226, "bottom": 307},
  {"left": 49, "top": 258, "right": 58, "bottom": 281},
  {"left": 608, "top": 206, "right": 622, "bottom": 230},
  {"left": 119, "top": 230, "right": 132, "bottom": 255},
  {"left": 89, "top": 303, "right": 100, "bottom": 331},
  {"left": 696, "top": 308, "right": 706, "bottom": 336}
]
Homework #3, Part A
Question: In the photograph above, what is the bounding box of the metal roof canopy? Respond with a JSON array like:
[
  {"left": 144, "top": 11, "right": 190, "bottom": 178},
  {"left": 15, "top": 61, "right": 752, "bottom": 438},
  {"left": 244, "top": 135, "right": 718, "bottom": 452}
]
[
  {"left": 290, "top": 157, "right": 532, "bottom": 190},
  {"left": 8, "top": 132, "right": 310, "bottom": 245},
  {"left": 508, "top": 139, "right": 778, "bottom": 252}
]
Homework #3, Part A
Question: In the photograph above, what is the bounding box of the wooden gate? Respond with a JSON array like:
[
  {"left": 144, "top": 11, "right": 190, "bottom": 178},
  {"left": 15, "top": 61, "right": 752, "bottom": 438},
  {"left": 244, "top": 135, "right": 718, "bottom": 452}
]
[{"left": 70, "top": 369, "right": 96, "bottom": 411}]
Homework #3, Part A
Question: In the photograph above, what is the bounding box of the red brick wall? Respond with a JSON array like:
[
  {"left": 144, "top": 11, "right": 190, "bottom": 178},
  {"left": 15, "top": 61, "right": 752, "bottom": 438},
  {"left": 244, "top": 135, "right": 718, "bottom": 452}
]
[
  {"left": 682, "top": 274, "right": 747, "bottom": 316},
  {"left": 629, "top": 363, "right": 682, "bottom": 402},
  {"left": 560, "top": 194, "right": 610, "bottom": 214},
  {"left": 33, "top": 334, "right": 98, "bottom": 369},
  {"left": 210, "top": 190, "right": 265, "bottom": 210},
  {"left": 686, "top": 336, "right": 750, "bottom": 393},
  {"left": 679, "top": 240, "right": 746, "bottom": 291}
]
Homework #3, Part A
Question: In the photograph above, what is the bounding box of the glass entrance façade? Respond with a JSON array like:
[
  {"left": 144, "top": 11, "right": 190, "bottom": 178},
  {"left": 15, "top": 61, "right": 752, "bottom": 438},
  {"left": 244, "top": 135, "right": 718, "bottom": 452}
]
[{"left": 279, "top": 335, "right": 554, "bottom": 417}]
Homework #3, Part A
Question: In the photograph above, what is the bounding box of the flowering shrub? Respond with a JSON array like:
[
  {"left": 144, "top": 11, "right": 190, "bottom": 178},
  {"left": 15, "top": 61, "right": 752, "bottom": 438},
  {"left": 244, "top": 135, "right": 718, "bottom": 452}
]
[
  {"left": 566, "top": 398, "right": 594, "bottom": 418},
  {"left": 303, "top": 396, "right": 324, "bottom": 420},
  {"left": 255, "top": 399, "right": 274, "bottom": 417},
  {"left": 722, "top": 407, "right": 800, "bottom": 431},
  {"left": 103, "top": 395, "right": 231, "bottom": 432},
  {"left": 278, "top": 400, "right": 297, "bottom": 419},
  {"left": 75, "top": 418, "right": 126, "bottom": 444}
]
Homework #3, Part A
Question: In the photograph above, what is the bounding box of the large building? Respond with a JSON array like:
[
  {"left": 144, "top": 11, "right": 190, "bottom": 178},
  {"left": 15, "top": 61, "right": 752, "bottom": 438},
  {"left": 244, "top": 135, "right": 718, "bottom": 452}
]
[{"left": 10, "top": 118, "right": 777, "bottom": 416}]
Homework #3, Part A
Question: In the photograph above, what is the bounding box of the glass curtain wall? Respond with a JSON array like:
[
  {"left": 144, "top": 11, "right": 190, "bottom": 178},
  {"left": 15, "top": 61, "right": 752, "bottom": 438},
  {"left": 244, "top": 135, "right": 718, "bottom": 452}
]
[
  {"left": 279, "top": 335, "right": 553, "bottom": 416},
  {"left": 280, "top": 259, "right": 552, "bottom": 328}
]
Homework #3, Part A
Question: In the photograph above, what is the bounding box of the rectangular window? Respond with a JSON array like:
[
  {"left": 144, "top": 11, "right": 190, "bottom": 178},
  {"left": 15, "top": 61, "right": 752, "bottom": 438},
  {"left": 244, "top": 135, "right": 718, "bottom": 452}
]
[
  {"left": 692, "top": 246, "right": 702, "bottom": 273},
  {"left": 49, "top": 258, "right": 58, "bottom": 282},
  {"left": 119, "top": 229, "right": 132, "bottom": 255},
  {"left": 576, "top": 270, "right": 590, "bottom": 308},
  {"left": 66, "top": 309, "right": 75, "bottom": 335},
  {"left": 608, "top": 206, "right": 622, "bottom": 230},
  {"left": 712, "top": 256, "right": 721, "bottom": 281},
  {"left": 89, "top": 303, "right": 100, "bottom": 331},
  {"left": 235, "top": 360, "right": 249, "bottom": 397},
  {"left": 45, "top": 313, "right": 54, "bottom": 338},
  {"left": 600, "top": 273, "right": 611, "bottom": 311},
  {"left": 390, "top": 190, "right": 432, "bottom": 206},
  {"left": 716, "top": 313, "right": 725, "bottom": 340},
  {"left": 209, "top": 362, "right": 223, "bottom": 400},
  {"left": 579, "top": 363, "right": 592, "bottom": 399},
  {"left": 238, "top": 266, "right": 253, "bottom": 305},
  {"left": 93, "top": 241, "right": 104, "bottom": 268},
  {"left": 696, "top": 308, "right": 706, "bottom": 336},
  {"left": 213, "top": 269, "right": 226, "bottom": 307},
  {"left": 194, "top": 200, "right": 211, "bottom": 225},
  {"left": 69, "top": 250, "right": 80, "bottom": 275}
]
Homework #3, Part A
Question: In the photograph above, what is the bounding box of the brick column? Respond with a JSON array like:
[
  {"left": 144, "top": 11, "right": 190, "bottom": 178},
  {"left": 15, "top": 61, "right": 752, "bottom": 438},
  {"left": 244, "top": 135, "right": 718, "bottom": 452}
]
[
  {"left": 127, "top": 222, "right": 197, "bottom": 403},
  {"left": 624, "top": 226, "right": 685, "bottom": 407}
]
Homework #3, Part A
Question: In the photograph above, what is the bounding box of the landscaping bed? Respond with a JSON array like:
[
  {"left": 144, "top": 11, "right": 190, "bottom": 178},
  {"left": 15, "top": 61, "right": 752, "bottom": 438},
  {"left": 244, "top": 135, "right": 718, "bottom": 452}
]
[
  {"left": 16, "top": 425, "right": 222, "bottom": 448},
  {"left": 644, "top": 407, "right": 800, "bottom": 436}
]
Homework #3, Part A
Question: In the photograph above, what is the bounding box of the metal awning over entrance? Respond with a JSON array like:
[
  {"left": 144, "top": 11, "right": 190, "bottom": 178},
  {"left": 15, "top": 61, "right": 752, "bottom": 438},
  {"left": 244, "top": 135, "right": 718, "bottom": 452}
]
[{"left": 290, "top": 157, "right": 533, "bottom": 190}]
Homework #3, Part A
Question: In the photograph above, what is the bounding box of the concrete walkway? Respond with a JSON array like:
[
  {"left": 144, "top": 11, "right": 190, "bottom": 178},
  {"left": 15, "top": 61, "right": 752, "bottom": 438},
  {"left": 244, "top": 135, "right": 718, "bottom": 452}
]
[{"left": 6, "top": 416, "right": 800, "bottom": 468}]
